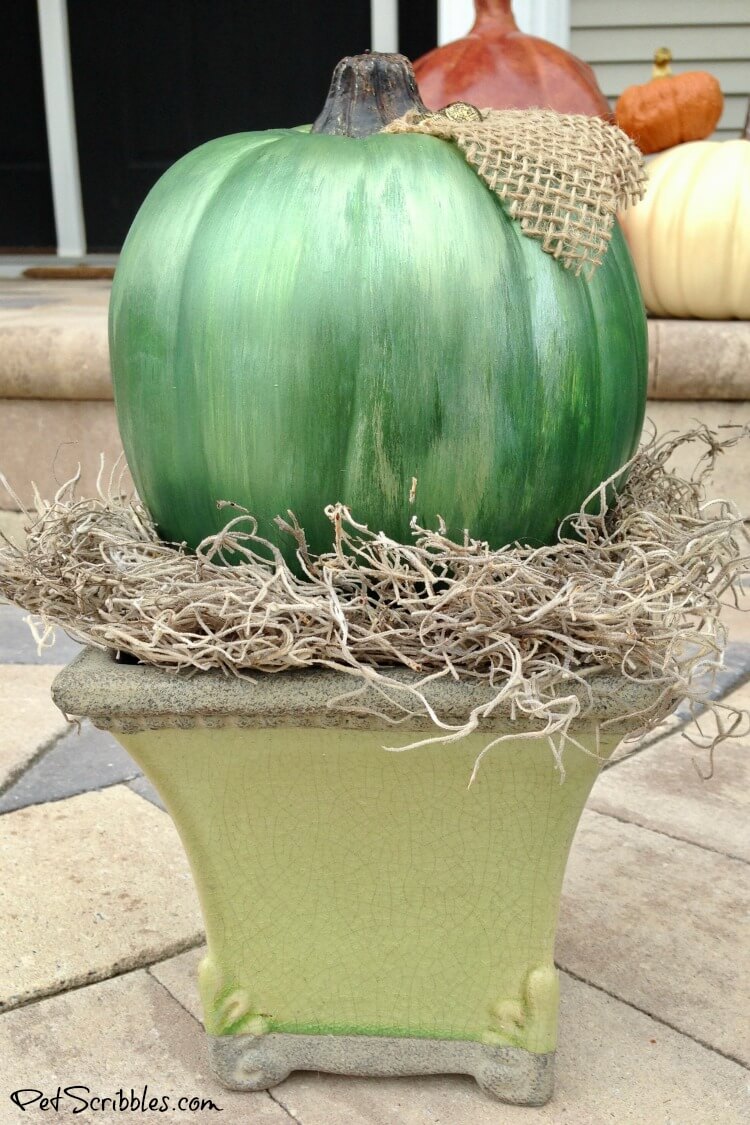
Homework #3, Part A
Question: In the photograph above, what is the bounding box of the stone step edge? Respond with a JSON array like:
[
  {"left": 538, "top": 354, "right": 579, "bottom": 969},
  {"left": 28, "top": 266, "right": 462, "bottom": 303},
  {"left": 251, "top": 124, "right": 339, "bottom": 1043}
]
[
  {"left": 0, "top": 312, "right": 748, "bottom": 402},
  {"left": 647, "top": 319, "right": 750, "bottom": 401}
]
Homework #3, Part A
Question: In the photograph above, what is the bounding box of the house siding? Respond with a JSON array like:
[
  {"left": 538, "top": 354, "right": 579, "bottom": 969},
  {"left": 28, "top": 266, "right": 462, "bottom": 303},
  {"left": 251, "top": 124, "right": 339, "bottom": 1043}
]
[{"left": 570, "top": 0, "right": 750, "bottom": 141}]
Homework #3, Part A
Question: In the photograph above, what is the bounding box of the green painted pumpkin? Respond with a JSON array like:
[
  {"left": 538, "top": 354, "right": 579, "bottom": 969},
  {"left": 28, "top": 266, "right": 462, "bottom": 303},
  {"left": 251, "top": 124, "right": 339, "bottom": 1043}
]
[{"left": 110, "top": 54, "right": 647, "bottom": 562}]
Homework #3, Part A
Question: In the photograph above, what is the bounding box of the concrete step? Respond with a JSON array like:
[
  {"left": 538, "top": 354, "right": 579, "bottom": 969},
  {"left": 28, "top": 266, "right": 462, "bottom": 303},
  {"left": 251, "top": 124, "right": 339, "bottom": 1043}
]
[
  {"left": 0, "top": 280, "right": 117, "bottom": 508},
  {"left": 647, "top": 318, "right": 750, "bottom": 400},
  {"left": 3, "top": 280, "right": 749, "bottom": 402},
  {"left": 0, "top": 279, "right": 110, "bottom": 399},
  {"left": 0, "top": 280, "right": 748, "bottom": 512}
]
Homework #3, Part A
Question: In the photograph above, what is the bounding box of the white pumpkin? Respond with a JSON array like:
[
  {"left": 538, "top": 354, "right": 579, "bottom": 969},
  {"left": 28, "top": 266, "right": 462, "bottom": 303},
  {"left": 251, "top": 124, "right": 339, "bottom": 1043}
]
[{"left": 620, "top": 132, "right": 750, "bottom": 319}]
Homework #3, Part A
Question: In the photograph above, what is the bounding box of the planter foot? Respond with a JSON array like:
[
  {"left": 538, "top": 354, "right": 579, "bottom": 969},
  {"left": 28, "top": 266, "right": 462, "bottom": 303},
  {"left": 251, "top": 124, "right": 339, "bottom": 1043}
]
[
  {"left": 208, "top": 1037, "right": 291, "bottom": 1091},
  {"left": 474, "top": 1050, "right": 554, "bottom": 1106},
  {"left": 208, "top": 1033, "right": 554, "bottom": 1105}
]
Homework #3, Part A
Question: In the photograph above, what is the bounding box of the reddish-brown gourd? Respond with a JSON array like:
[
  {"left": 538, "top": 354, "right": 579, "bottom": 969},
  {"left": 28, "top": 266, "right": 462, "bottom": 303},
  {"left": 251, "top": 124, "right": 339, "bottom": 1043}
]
[
  {"left": 413, "top": 0, "right": 611, "bottom": 117},
  {"left": 615, "top": 48, "right": 723, "bottom": 154}
]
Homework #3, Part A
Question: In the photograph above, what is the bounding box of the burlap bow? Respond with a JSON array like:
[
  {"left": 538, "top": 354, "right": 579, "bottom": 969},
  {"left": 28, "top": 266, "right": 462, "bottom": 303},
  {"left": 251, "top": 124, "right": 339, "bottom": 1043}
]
[{"left": 384, "top": 104, "right": 646, "bottom": 277}]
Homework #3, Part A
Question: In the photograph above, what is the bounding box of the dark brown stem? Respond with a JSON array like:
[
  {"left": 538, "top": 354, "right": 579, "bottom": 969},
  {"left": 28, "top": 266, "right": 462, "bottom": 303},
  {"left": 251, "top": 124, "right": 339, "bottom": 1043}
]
[
  {"left": 743, "top": 98, "right": 750, "bottom": 140},
  {"left": 311, "top": 53, "right": 427, "bottom": 138}
]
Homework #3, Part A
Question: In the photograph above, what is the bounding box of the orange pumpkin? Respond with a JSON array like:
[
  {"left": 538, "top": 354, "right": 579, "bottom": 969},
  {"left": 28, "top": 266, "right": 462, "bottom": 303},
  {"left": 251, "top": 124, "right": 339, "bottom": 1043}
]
[
  {"left": 413, "top": 0, "right": 611, "bottom": 118},
  {"left": 615, "top": 48, "right": 723, "bottom": 155}
]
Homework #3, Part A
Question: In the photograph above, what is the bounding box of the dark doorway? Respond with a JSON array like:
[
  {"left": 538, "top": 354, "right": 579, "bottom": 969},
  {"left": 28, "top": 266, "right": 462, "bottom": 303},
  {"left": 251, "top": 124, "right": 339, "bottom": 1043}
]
[
  {"left": 68, "top": 0, "right": 439, "bottom": 252},
  {"left": 0, "top": 5, "right": 56, "bottom": 251},
  {"left": 1, "top": 2, "right": 439, "bottom": 255},
  {"left": 398, "top": 0, "right": 438, "bottom": 65},
  {"left": 67, "top": 0, "right": 375, "bottom": 251}
]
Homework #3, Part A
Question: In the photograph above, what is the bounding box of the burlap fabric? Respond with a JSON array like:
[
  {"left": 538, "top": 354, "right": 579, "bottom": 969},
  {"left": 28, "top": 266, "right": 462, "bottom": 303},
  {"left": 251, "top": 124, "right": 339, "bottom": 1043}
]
[{"left": 384, "top": 104, "right": 646, "bottom": 276}]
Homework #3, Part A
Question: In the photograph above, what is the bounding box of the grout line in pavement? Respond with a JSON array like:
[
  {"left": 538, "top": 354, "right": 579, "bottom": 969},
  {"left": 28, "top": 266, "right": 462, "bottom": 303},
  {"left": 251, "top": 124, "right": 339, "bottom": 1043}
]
[
  {"left": 268, "top": 1090, "right": 305, "bottom": 1124},
  {"left": 557, "top": 966, "right": 749, "bottom": 1071},
  {"left": 0, "top": 774, "right": 143, "bottom": 818},
  {"left": 587, "top": 805, "right": 748, "bottom": 864},
  {"left": 145, "top": 964, "right": 203, "bottom": 1026},
  {"left": 0, "top": 723, "right": 75, "bottom": 799},
  {"left": 0, "top": 935, "right": 205, "bottom": 1017},
  {"left": 585, "top": 806, "right": 749, "bottom": 866}
]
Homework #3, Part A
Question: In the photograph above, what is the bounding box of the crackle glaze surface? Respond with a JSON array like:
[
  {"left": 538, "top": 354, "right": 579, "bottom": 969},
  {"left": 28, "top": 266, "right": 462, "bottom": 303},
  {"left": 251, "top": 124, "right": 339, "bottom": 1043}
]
[{"left": 119, "top": 724, "right": 617, "bottom": 1051}]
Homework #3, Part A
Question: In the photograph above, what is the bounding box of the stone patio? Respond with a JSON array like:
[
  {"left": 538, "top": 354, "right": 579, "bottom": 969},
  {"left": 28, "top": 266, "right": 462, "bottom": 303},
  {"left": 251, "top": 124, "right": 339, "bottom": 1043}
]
[
  {"left": 0, "top": 591, "right": 748, "bottom": 1121},
  {"left": 0, "top": 278, "right": 748, "bottom": 1120}
]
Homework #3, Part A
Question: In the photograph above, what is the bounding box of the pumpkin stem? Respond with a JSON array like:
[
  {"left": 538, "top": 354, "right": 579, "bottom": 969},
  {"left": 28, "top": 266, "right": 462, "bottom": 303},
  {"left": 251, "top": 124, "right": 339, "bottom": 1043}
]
[
  {"left": 652, "top": 47, "right": 673, "bottom": 79},
  {"left": 311, "top": 53, "right": 428, "bottom": 138},
  {"left": 743, "top": 98, "right": 750, "bottom": 140},
  {"left": 472, "top": 0, "right": 519, "bottom": 32}
]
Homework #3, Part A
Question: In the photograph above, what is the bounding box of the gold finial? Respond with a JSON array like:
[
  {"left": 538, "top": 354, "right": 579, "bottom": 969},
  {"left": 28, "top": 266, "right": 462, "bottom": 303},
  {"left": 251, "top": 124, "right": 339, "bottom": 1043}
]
[{"left": 652, "top": 48, "right": 673, "bottom": 78}]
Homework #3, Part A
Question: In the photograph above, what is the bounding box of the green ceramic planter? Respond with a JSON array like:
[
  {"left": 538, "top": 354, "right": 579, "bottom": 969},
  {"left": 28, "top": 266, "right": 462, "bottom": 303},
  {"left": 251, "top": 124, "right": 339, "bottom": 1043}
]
[{"left": 53, "top": 649, "right": 661, "bottom": 1105}]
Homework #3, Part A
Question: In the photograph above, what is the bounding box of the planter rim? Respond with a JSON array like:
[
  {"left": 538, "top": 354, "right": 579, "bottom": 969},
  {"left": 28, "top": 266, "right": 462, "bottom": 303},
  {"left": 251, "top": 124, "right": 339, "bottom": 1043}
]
[{"left": 52, "top": 646, "right": 672, "bottom": 735}]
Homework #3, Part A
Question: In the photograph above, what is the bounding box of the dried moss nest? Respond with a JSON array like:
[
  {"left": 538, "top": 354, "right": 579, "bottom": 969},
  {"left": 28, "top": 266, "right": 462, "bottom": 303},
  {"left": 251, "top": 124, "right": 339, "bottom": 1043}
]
[{"left": 1, "top": 427, "right": 748, "bottom": 777}]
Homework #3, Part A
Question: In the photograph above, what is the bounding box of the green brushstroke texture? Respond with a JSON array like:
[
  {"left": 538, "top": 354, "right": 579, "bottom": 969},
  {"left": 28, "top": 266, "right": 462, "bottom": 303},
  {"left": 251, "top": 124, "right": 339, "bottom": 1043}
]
[{"left": 110, "top": 128, "right": 647, "bottom": 558}]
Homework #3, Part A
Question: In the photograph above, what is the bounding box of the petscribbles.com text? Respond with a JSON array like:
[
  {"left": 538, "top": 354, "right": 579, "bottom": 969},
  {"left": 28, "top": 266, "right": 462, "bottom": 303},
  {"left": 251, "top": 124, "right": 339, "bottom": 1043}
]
[{"left": 9, "top": 1086, "right": 223, "bottom": 1114}]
